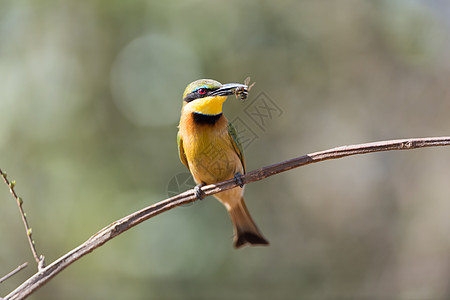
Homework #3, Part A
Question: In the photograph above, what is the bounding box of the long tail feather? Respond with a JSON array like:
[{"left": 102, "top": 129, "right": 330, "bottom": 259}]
[{"left": 229, "top": 197, "right": 269, "bottom": 248}]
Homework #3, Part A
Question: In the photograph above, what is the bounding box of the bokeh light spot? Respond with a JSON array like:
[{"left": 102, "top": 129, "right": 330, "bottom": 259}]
[{"left": 110, "top": 34, "right": 201, "bottom": 127}]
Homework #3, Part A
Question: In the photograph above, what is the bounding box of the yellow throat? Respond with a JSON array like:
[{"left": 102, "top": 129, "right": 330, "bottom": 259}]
[{"left": 185, "top": 96, "right": 227, "bottom": 115}]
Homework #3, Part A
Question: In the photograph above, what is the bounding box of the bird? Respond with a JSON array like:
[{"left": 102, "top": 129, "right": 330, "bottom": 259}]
[{"left": 177, "top": 79, "right": 269, "bottom": 248}]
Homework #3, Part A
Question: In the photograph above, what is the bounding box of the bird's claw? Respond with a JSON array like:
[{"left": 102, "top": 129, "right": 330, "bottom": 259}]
[
  {"left": 234, "top": 172, "right": 244, "bottom": 188},
  {"left": 194, "top": 184, "right": 205, "bottom": 200}
]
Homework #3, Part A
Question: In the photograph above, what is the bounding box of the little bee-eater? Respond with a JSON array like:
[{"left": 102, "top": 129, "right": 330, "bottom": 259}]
[{"left": 177, "top": 79, "right": 269, "bottom": 248}]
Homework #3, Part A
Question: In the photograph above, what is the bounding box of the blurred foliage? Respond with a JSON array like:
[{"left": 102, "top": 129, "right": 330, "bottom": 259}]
[{"left": 1, "top": 0, "right": 450, "bottom": 299}]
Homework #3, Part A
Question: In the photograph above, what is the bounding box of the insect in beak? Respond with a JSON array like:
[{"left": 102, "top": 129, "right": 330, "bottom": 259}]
[{"left": 234, "top": 77, "right": 255, "bottom": 101}]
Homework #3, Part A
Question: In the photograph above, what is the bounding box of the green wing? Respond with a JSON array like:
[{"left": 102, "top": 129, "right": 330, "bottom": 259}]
[
  {"left": 177, "top": 131, "right": 189, "bottom": 170},
  {"left": 227, "top": 122, "right": 246, "bottom": 173}
]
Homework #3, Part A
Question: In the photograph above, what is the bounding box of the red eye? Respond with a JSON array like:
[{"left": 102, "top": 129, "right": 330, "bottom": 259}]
[{"left": 197, "top": 88, "right": 206, "bottom": 95}]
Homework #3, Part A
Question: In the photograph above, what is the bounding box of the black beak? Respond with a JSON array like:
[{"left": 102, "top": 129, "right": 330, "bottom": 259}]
[{"left": 210, "top": 83, "right": 247, "bottom": 96}]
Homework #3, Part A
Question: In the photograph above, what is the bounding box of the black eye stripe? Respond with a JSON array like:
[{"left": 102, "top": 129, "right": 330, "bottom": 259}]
[
  {"left": 183, "top": 88, "right": 217, "bottom": 102},
  {"left": 183, "top": 93, "right": 197, "bottom": 102}
]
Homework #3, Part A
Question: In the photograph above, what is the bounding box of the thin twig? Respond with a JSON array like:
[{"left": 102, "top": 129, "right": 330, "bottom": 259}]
[
  {"left": 0, "top": 263, "right": 28, "bottom": 285},
  {"left": 4, "top": 136, "right": 450, "bottom": 300},
  {"left": 0, "top": 170, "right": 45, "bottom": 270}
]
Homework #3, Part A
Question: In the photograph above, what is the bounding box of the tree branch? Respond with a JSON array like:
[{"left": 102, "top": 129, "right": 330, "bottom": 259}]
[
  {"left": 0, "top": 263, "right": 28, "bottom": 285},
  {"left": 0, "top": 170, "right": 45, "bottom": 270},
  {"left": 4, "top": 136, "right": 450, "bottom": 300}
]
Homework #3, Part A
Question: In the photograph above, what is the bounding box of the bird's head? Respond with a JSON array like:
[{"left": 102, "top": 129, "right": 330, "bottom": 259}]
[{"left": 182, "top": 79, "right": 247, "bottom": 115}]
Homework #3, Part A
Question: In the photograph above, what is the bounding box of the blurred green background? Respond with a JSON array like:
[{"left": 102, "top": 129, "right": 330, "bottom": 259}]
[{"left": 1, "top": 0, "right": 450, "bottom": 299}]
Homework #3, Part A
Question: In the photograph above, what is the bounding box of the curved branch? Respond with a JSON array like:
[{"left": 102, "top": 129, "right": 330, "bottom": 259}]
[{"left": 5, "top": 136, "right": 450, "bottom": 300}]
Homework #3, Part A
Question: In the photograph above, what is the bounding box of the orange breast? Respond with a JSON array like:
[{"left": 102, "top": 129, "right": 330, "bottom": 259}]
[{"left": 179, "top": 113, "right": 243, "bottom": 184}]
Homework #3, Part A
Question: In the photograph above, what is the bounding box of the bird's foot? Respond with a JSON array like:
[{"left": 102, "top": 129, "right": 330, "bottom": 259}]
[
  {"left": 194, "top": 184, "right": 205, "bottom": 200},
  {"left": 234, "top": 172, "right": 244, "bottom": 188}
]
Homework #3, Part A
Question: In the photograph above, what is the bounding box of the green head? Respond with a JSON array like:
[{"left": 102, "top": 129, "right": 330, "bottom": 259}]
[{"left": 182, "top": 79, "right": 247, "bottom": 115}]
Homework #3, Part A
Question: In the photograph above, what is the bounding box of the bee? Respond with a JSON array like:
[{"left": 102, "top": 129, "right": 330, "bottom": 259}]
[{"left": 235, "top": 76, "right": 256, "bottom": 101}]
